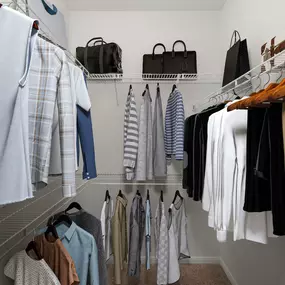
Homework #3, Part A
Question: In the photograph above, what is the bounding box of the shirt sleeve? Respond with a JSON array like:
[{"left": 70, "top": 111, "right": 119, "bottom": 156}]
[
  {"left": 175, "top": 94, "right": 185, "bottom": 160},
  {"left": 4, "top": 255, "right": 16, "bottom": 280},
  {"left": 56, "top": 50, "right": 76, "bottom": 197},
  {"left": 216, "top": 112, "right": 235, "bottom": 242},
  {"left": 89, "top": 236, "right": 100, "bottom": 285},
  {"left": 76, "top": 68, "right": 91, "bottom": 111},
  {"left": 202, "top": 115, "right": 215, "bottom": 212}
]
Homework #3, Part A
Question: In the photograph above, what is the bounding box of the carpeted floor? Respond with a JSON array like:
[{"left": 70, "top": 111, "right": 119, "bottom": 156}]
[{"left": 107, "top": 264, "right": 232, "bottom": 285}]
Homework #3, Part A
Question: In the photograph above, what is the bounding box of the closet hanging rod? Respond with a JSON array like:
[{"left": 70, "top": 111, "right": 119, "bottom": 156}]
[
  {"left": 6, "top": 0, "right": 90, "bottom": 77},
  {"left": 193, "top": 49, "right": 285, "bottom": 112},
  {"left": 87, "top": 73, "right": 222, "bottom": 84}
]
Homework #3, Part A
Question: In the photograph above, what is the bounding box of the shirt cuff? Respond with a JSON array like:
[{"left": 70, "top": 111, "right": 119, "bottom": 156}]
[
  {"left": 62, "top": 185, "right": 77, "bottom": 197},
  {"left": 217, "top": 230, "right": 227, "bottom": 243}
]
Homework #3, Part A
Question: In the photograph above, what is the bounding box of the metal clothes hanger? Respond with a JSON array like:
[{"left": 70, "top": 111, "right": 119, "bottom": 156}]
[{"left": 255, "top": 72, "right": 262, "bottom": 92}]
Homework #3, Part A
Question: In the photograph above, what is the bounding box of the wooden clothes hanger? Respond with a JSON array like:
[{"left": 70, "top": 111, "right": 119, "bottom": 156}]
[
  {"left": 147, "top": 189, "right": 150, "bottom": 200},
  {"left": 228, "top": 74, "right": 264, "bottom": 111},
  {"left": 118, "top": 190, "right": 123, "bottom": 197},
  {"left": 247, "top": 82, "right": 279, "bottom": 106},
  {"left": 249, "top": 68, "right": 285, "bottom": 105}
]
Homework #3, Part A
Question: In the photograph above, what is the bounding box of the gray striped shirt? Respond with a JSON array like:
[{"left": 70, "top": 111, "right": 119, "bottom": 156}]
[{"left": 123, "top": 88, "right": 139, "bottom": 180}]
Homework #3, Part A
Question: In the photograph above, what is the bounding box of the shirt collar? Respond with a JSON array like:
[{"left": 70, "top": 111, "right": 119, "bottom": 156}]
[{"left": 63, "top": 222, "right": 77, "bottom": 242}]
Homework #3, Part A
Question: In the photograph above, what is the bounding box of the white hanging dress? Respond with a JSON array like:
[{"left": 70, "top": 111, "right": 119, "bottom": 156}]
[
  {"left": 0, "top": 7, "right": 38, "bottom": 205},
  {"left": 168, "top": 197, "right": 191, "bottom": 284}
]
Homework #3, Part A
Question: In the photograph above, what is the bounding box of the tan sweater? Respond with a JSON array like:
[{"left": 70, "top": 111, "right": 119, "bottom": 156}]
[{"left": 112, "top": 195, "right": 128, "bottom": 284}]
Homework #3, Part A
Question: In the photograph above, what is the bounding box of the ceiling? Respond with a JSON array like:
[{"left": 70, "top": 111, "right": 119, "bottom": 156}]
[{"left": 67, "top": 0, "right": 227, "bottom": 11}]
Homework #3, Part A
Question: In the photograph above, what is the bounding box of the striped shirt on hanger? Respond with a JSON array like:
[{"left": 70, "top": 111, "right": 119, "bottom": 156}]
[
  {"left": 164, "top": 88, "right": 185, "bottom": 160},
  {"left": 123, "top": 88, "right": 139, "bottom": 180}
]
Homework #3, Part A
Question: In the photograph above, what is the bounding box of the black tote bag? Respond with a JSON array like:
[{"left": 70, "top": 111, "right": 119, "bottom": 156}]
[
  {"left": 163, "top": 40, "right": 197, "bottom": 74},
  {"left": 222, "top": 31, "right": 250, "bottom": 86},
  {"left": 143, "top": 43, "right": 166, "bottom": 74}
]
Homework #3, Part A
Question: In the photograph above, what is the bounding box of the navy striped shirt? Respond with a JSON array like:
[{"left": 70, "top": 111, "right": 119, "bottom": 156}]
[{"left": 164, "top": 89, "right": 185, "bottom": 160}]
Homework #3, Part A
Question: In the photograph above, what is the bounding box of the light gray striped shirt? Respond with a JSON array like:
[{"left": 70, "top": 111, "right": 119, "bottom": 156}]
[{"left": 123, "top": 88, "right": 139, "bottom": 180}]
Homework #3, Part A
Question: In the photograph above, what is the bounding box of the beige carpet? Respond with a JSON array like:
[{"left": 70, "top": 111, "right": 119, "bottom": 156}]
[{"left": 107, "top": 264, "right": 231, "bottom": 285}]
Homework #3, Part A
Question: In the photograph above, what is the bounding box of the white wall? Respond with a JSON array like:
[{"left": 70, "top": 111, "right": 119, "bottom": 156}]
[
  {"left": 221, "top": 0, "right": 285, "bottom": 68},
  {"left": 67, "top": 10, "right": 223, "bottom": 260},
  {"left": 219, "top": 1, "right": 285, "bottom": 285},
  {"left": 68, "top": 11, "right": 223, "bottom": 75}
]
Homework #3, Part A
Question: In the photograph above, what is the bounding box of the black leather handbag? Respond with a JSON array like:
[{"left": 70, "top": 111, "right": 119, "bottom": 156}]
[
  {"left": 222, "top": 31, "right": 250, "bottom": 86},
  {"left": 143, "top": 43, "right": 166, "bottom": 74},
  {"left": 163, "top": 40, "right": 197, "bottom": 74},
  {"left": 76, "top": 37, "right": 123, "bottom": 74}
]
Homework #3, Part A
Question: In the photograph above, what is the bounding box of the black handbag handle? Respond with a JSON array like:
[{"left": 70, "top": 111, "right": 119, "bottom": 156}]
[
  {"left": 84, "top": 37, "right": 105, "bottom": 72},
  {"left": 85, "top": 37, "right": 104, "bottom": 47},
  {"left": 152, "top": 43, "right": 166, "bottom": 58},
  {"left": 230, "top": 30, "right": 241, "bottom": 47},
  {"left": 172, "top": 40, "right": 187, "bottom": 58},
  {"left": 93, "top": 40, "right": 107, "bottom": 46}
]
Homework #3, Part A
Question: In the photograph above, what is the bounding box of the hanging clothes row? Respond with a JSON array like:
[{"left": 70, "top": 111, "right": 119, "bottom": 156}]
[
  {"left": 110, "top": 189, "right": 190, "bottom": 285},
  {"left": 5, "top": 202, "right": 104, "bottom": 285},
  {"left": 184, "top": 75, "right": 285, "bottom": 244},
  {"left": 123, "top": 83, "right": 185, "bottom": 181},
  {"left": 0, "top": 6, "right": 97, "bottom": 206}
]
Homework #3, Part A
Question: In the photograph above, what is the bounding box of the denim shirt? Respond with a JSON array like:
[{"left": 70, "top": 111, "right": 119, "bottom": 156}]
[{"left": 39, "top": 222, "right": 99, "bottom": 285}]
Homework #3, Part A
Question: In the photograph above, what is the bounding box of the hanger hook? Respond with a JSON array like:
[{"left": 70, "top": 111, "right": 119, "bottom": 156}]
[
  {"left": 276, "top": 65, "right": 284, "bottom": 82},
  {"left": 255, "top": 72, "right": 262, "bottom": 92}
]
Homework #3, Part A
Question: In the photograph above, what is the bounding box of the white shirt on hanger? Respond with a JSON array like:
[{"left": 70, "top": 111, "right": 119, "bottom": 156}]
[
  {"left": 101, "top": 197, "right": 114, "bottom": 260},
  {"left": 167, "top": 198, "right": 190, "bottom": 284},
  {"left": 0, "top": 7, "right": 38, "bottom": 205},
  {"left": 49, "top": 64, "right": 91, "bottom": 175},
  {"left": 4, "top": 250, "right": 60, "bottom": 285}
]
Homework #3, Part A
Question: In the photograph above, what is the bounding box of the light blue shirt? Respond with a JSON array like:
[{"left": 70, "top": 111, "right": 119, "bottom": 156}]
[
  {"left": 145, "top": 200, "right": 151, "bottom": 270},
  {"left": 39, "top": 222, "right": 99, "bottom": 285}
]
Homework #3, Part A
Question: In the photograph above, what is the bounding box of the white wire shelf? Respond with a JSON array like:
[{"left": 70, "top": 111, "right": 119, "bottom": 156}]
[
  {"left": 193, "top": 49, "right": 285, "bottom": 112},
  {"left": 87, "top": 73, "right": 222, "bottom": 84}
]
